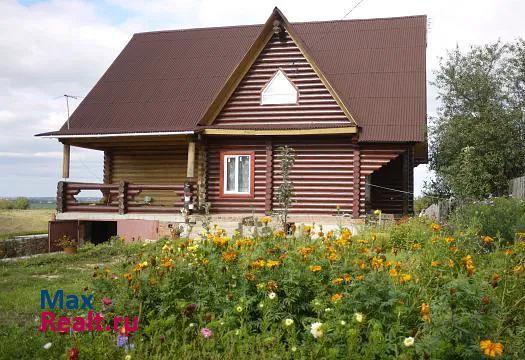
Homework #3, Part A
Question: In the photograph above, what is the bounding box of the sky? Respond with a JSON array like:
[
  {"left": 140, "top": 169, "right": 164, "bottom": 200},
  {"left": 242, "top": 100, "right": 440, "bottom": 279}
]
[{"left": 0, "top": 0, "right": 524, "bottom": 197}]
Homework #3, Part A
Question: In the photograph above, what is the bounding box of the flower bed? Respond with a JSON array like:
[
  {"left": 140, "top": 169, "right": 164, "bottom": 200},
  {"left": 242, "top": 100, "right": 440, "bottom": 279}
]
[{"left": 83, "top": 218, "right": 525, "bottom": 359}]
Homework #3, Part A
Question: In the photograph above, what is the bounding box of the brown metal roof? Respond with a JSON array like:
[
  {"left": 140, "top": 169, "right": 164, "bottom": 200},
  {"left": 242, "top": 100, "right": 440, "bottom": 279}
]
[{"left": 37, "top": 11, "right": 426, "bottom": 143}]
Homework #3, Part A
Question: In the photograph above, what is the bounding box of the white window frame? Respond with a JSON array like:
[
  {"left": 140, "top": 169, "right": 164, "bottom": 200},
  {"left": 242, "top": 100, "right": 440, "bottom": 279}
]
[
  {"left": 223, "top": 154, "right": 251, "bottom": 195},
  {"left": 261, "top": 69, "right": 298, "bottom": 105}
]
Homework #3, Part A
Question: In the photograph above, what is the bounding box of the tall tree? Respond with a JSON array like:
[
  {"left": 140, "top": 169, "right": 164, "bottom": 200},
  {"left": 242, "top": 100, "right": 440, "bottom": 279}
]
[{"left": 428, "top": 40, "right": 525, "bottom": 198}]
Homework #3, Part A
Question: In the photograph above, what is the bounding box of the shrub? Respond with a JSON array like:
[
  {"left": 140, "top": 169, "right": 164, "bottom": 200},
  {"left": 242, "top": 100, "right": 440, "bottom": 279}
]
[
  {"left": 450, "top": 197, "right": 525, "bottom": 244},
  {"left": 0, "top": 197, "right": 30, "bottom": 210}
]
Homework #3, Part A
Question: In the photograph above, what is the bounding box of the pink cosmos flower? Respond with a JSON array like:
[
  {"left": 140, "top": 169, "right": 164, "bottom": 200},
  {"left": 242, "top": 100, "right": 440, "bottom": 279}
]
[
  {"left": 200, "top": 328, "right": 213, "bottom": 338},
  {"left": 102, "top": 298, "right": 112, "bottom": 306}
]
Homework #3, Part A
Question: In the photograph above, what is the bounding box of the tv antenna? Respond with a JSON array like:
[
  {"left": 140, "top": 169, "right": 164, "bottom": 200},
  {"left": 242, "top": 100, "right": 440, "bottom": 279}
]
[{"left": 61, "top": 94, "right": 82, "bottom": 129}]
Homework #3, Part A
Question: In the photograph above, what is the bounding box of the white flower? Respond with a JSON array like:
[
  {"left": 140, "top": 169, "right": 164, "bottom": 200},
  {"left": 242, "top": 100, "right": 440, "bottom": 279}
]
[
  {"left": 291, "top": 346, "right": 297, "bottom": 352},
  {"left": 403, "top": 337, "right": 415, "bottom": 347},
  {"left": 125, "top": 355, "right": 132, "bottom": 360},
  {"left": 268, "top": 292, "right": 277, "bottom": 300},
  {"left": 284, "top": 318, "right": 294, "bottom": 327},
  {"left": 354, "top": 312, "right": 364, "bottom": 323},
  {"left": 340, "top": 320, "right": 346, "bottom": 326},
  {"left": 236, "top": 305, "right": 243, "bottom": 313},
  {"left": 310, "top": 322, "right": 324, "bottom": 339},
  {"left": 220, "top": 321, "right": 225, "bottom": 326},
  {"left": 258, "top": 302, "right": 264, "bottom": 309},
  {"left": 235, "top": 329, "right": 240, "bottom": 336},
  {"left": 43, "top": 342, "right": 52, "bottom": 350},
  {"left": 189, "top": 323, "right": 196, "bottom": 328},
  {"left": 324, "top": 308, "right": 332, "bottom": 312}
]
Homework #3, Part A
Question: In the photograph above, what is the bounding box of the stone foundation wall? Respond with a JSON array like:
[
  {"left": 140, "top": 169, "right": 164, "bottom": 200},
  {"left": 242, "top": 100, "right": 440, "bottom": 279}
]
[{"left": 0, "top": 235, "right": 48, "bottom": 258}]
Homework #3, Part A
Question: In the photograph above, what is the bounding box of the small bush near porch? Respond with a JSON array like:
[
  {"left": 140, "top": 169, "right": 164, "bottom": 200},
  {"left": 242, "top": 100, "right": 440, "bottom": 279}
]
[{"left": 1, "top": 199, "right": 524, "bottom": 359}]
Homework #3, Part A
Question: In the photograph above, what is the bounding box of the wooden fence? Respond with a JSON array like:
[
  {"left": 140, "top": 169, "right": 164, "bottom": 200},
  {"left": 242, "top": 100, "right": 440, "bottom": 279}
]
[{"left": 510, "top": 176, "right": 525, "bottom": 199}]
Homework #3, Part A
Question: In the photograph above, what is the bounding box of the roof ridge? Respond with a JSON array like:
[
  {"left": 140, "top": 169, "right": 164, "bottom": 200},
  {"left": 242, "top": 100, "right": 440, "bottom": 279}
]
[{"left": 133, "top": 14, "right": 427, "bottom": 37}]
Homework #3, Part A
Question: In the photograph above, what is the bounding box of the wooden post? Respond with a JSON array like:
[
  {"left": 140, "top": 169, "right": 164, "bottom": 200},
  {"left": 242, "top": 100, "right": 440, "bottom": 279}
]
[
  {"left": 62, "top": 144, "right": 70, "bottom": 179},
  {"left": 352, "top": 146, "right": 361, "bottom": 219},
  {"left": 118, "top": 180, "right": 128, "bottom": 215},
  {"left": 402, "top": 148, "right": 409, "bottom": 216},
  {"left": 186, "top": 140, "right": 196, "bottom": 179},
  {"left": 265, "top": 139, "right": 273, "bottom": 214},
  {"left": 57, "top": 181, "right": 66, "bottom": 213}
]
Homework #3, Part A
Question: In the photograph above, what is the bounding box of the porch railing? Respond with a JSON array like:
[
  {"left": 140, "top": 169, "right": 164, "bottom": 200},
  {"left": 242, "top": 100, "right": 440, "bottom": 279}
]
[{"left": 57, "top": 181, "right": 195, "bottom": 214}]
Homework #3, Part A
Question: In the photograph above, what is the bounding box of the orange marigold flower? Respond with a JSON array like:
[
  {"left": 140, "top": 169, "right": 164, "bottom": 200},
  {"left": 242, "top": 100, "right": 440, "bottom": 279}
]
[
  {"left": 462, "top": 255, "right": 475, "bottom": 276},
  {"left": 327, "top": 251, "right": 338, "bottom": 262},
  {"left": 357, "top": 259, "right": 367, "bottom": 269},
  {"left": 298, "top": 246, "right": 314, "bottom": 257},
  {"left": 213, "top": 236, "right": 228, "bottom": 248},
  {"left": 341, "top": 228, "right": 352, "bottom": 240},
  {"left": 273, "top": 230, "right": 285, "bottom": 238},
  {"left": 503, "top": 249, "right": 513, "bottom": 255},
  {"left": 371, "top": 234, "right": 377, "bottom": 242},
  {"left": 327, "top": 230, "right": 334, "bottom": 238},
  {"left": 331, "top": 277, "right": 344, "bottom": 285},
  {"left": 449, "top": 246, "right": 458, "bottom": 252},
  {"left": 445, "top": 236, "right": 455, "bottom": 244},
  {"left": 266, "top": 260, "right": 281, "bottom": 269},
  {"left": 448, "top": 259, "right": 455, "bottom": 268},
  {"left": 303, "top": 225, "right": 312, "bottom": 234},
  {"left": 431, "top": 223, "right": 441, "bottom": 232},
  {"left": 399, "top": 274, "right": 412, "bottom": 284},
  {"left": 389, "top": 268, "right": 398, "bottom": 277},
  {"left": 267, "top": 280, "right": 278, "bottom": 291},
  {"left": 123, "top": 273, "right": 133, "bottom": 281},
  {"left": 244, "top": 272, "right": 256, "bottom": 282},
  {"left": 161, "top": 257, "right": 174, "bottom": 270},
  {"left": 480, "top": 339, "right": 504, "bottom": 358},
  {"left": 309, "top": 265, "right": 322, "bottom": 272},
  {"left": 331, "top": 293, "right": 343, "bottom": 302},
  {"left": 431, "top": 260, "right": 441, "bottom": 267},
  {"left": 421, "top": 302, "right": 431, "bottom": 323},
  {"left": 222, "top": 251, "right": 237, "bottom": 263},
  {"left": 343, "top": 273, "right": 352, "bottom": 283},
  {"left": 251, "top": 259, "right": 266, "bottom": 269}
]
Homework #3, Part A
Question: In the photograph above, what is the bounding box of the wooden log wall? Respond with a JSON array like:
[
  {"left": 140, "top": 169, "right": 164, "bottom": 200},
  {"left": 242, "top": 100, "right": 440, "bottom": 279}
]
[
  {"left": 109, "top": 146, "right": 187, "bottom": 206},
  {"left": 213, "top": 31, "right": 349, "bottom": 128},
  {"left": 272, "top": 137, "right": 355, "bottom": 215}
]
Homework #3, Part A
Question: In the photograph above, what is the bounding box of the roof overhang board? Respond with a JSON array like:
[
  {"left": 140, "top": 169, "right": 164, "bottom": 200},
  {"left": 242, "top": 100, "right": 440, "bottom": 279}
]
[
  {"left": 203, "top": 127, "right": 357, "bottom": 136},
  {"left": 199, "top": 7, "right": 358, "bottom": 128}
]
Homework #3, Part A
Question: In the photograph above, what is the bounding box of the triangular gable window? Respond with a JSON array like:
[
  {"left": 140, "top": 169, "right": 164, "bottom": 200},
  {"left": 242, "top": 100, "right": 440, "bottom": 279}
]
[{"left": 261, "top": 69, "right": 298, "bottom": 105}]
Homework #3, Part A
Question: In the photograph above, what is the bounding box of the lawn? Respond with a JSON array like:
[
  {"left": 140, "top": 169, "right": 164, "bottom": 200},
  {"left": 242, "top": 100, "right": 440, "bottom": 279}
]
[{"left": 0, "top": 209, "right": 54, "bottom": 240}]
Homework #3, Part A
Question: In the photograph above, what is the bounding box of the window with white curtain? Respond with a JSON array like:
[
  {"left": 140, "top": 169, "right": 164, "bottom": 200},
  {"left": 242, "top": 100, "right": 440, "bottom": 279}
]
[{"left": 223, "top": 154, "right": 251, "bottom": 195}]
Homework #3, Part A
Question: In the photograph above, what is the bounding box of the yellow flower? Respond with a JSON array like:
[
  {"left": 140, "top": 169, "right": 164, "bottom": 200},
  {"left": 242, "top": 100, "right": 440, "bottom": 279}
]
[
  {"left": 356, "top": 275, "right": 365, "bottom": 281},
  {"left": 399, "top": 274, "right": 412, "bottom": 284},
  {"left": 444, "top": 236, "right": 455, "bottom": 244},
  {"left": 213, "top": 235, "right": 228, "bottom": 248},
  {"left": 421, "top": 303, "right": 431, "bottom": 323},
  {"left": 260, "top": 216, "right": 272, "bottom": 225},
  {"left": 431, "top": 260, "right": 441, "bottom": 267},
  {"left": 357, "top": 259, "right": 367, "bottom": 269},
  {"left": 326, "top": 251, "right": 338, "bottom": 262},
  {"left": 162, "top": 242, "right": 172, "bottom": 252},
  {"left": 298, "top": 247, "right": 314, "bottom": 258},
  {"left": 512, "top": 265, "right": 524, "bottom": 275},
  {"left": 431, "top": 223, "right": 441, "bottom": 232},
  {"left": 479, "top": 339, "right": 504, "bottom": 358},
  {"left": 266, "top": 260, "right": 281, "bottom": 269},
  {"left": 448, "top": 259, "right": 455, "bottom": 268},
  {"left": 482, "top": 235, "right": 494, "bottom": 244},
  {"left": 371, "top": 233, "right": 377, "bottom": 242},
  {"left": 503, "top": 249, "right": 513, "bottom": 255},
  {"left": 341, "top": 228, "right": 352, "bottom": 240},
  {"left": 462, "top": 255, "right": 475, "bottom": 276},
  {"left": 309, "top": 265, "right": 322, "bottom": 272},
  {"left": 412, "top": 243, "right": 422, "bottom": 250},
  {"left": 343, "top": 273, "right": 352, "bottom": 283},
  {"left": 371, "top": 257, "right": 384, "bottom": 270},
  {"left": 251, "top": 259, "right": 266, "bottom": 269},
  {"left": 267, "top": 280, "right": 278, "bottom": 291},
  {"left": 331, "top": 293, "right": 343, "bottom": 302},
  {"left": 161, "top": 257, "right": 174, "bottom": 270},
  {"left": 374, "top": 209, "right": 382, "bottom": 216},
  {"left": 274, "top": 230, "right": 285, "bottom": 238},
  {"left": 331, "top": 277, "right": 344, "bottom": 285},
  {"left": 303, "top": 225, "right": 312, "bottom": 234}
]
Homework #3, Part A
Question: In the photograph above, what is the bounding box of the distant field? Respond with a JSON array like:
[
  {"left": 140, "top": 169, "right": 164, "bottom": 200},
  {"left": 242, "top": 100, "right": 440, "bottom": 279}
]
[{"left": 0, "top": 209, "right": 54, "bottom": 240}]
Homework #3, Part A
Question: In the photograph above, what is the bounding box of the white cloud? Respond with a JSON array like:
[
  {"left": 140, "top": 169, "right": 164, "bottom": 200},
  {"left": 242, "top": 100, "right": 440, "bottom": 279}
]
[{"left": 0, "top": 0, "right": 524, "bottom": 196}]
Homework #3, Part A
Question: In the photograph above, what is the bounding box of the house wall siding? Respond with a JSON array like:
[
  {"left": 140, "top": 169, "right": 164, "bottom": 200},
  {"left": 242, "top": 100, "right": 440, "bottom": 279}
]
[{"left": 213, "top": 31, "right": 350, "bottom": 128}]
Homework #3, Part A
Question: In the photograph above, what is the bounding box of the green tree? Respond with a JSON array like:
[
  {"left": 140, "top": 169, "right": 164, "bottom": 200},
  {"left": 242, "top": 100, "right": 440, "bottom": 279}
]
[
  {"left": 429, "top": 40, "right": 525, "bottom": 198},
  {"left": 275, "top": 146, "right": 295, "bottom": 229},
  {"left": 12, "top": 197, "right": 30, "bottom": 210}
]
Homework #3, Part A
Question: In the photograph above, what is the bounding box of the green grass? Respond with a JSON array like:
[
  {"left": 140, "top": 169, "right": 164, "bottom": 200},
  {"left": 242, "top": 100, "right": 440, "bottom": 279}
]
[{"left": 0, "top": 209, "right": 54, "bottom": 240}]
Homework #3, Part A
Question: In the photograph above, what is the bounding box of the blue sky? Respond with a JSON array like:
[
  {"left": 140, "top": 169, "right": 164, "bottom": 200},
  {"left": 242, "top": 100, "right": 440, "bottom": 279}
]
[{"left": 1, "top": 0, "right": 524, "bottom": 197}]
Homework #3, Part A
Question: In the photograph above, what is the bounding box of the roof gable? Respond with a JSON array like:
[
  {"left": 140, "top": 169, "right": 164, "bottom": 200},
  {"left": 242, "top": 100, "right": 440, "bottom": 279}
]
[
  {"left": 211, "top": 28, "right": 352, "bottom": 130},
  {"left": 261, "top": 70, "right": 298, "bottom": 105}
]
